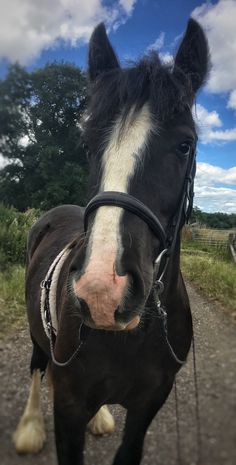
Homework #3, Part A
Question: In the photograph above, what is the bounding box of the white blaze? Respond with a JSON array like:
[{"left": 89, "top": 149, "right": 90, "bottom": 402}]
[{"left": 87, "top": 103, "right": 153, "bottom": 268}]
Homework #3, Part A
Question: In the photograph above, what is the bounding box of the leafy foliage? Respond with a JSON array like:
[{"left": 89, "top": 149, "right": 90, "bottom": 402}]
[
  {"left": 0, "top": 265, "right": 25, "bottom": 338},
  {"left": 0, "top": 204, "right": 40, "bottom": 269},
  {"left": 0, "top": 63, "right": 88, "bottom": 211},
  {"left": 191, "top": 206, "right": 236, "bottom": 229}
]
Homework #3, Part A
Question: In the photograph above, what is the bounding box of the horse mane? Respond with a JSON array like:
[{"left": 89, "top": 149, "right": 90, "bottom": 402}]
[{"left": 84, "top": 52, "right": 193, "bottom": 142}]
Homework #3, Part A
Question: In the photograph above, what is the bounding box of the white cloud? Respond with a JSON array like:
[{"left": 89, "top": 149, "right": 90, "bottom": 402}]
[
  {"left": 159, "top": 52, "right": 173, "bottom": 65},
  {"left": 146, "top": 32, "right": 165, "bottom": 52},
  {"left": 170, "top": 32, "right": 183, "bottom": 48},
  {"left": 194, "top": 186, "right": 236, "bottom": 213},
  {"left": 0, "top": 0, "right": 136, "bottom": 64},
  {"left": 194, "top": 104, "right": 222, "bottom": 129},
  {"left": 192, "top": 0, "right": 236, "bottom": 107},
  {"left": 193, "top": 104, "right": 236, "bottom": 144},
  {"left": 146, "top": 32, "right": 174, "bottom": 65},
  {"left": 206, "top": 128, "right": 236, "bottom": 143},
  {"left": 227, "top": 89, "right": 236, "bottom": 111},
  {"left": 194, "top": 162, "right": 236, "bottom": 213},
  {"left": 119, "top": 0, "right": 136, "bottom": 14},
  {"left": 196, "top": 162, "right": 236, "bottom": 187}
]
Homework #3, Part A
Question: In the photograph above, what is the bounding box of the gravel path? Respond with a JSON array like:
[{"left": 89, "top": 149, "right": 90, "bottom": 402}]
[{"left": 0, "top": 284, "right": 236, "bottom": 465}]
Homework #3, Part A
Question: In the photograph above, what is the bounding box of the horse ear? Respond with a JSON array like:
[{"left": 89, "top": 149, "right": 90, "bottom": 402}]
[
  {"left": 173, "top": 18, "right": 209, "bottom": 94},
  {"left": 88, "top": 23, "right": 120, "bottom": 81}
]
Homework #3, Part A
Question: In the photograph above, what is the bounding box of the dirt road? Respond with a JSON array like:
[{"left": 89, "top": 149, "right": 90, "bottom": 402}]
[{"left": 0, "top": 284, "right": 236, "bottom": 465}]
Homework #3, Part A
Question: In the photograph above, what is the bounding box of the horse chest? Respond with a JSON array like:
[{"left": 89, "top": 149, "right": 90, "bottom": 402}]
[{"left": 76, "top": 330, "right": 168, "bottom": 403}]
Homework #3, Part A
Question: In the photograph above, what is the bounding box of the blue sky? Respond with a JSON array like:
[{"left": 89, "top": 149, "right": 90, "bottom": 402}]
[{"left": 0, "top": 0, "right": 235, "bottom": 213}]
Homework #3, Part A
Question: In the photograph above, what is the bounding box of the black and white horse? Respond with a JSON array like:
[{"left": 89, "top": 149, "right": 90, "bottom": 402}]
[{"left": 13, "top": 19, "right": 209, "bottom": 465}]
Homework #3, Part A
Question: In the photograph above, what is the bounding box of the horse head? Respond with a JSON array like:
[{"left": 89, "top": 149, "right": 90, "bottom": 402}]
[{"left": 69, "top": 19, "right": 209, "bottom": 331}]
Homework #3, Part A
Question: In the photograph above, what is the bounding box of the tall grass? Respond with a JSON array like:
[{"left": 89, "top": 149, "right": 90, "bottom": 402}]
[
  {"left": 0, "top": 265, "right": 26, "bottom": 338},
  {"left": 181, "top": 231, "right": 236, "bottom": 311},
  {"left": 0, "top": 205, "right": 40, "bottom": 337},
  {"left": 181, "top": 252, "right": 236, "bottom": 312},
  {"left": 0, "top": 204, "right": 40, "bottom": 270}
]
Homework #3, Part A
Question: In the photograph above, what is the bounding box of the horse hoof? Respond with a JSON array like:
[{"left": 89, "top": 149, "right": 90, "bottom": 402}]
[{"left": 88, "top": 405, "right": 115, "bottom": 435}]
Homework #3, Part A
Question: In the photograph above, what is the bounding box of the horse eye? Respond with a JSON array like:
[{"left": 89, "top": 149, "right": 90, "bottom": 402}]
[{"left": 177, "top": 142, "right": 192, "bottom": 156}]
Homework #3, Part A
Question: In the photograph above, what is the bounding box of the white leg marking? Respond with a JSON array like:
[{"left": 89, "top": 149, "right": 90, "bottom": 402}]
[
  {"left": 13, "top": 369, "right": 46, "bottom": 454},
  {"left": 88, "top": 405, "right": 115, "bottom": 436}
]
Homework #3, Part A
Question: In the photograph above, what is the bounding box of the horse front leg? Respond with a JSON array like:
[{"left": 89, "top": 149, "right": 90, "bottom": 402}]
[
  {"left": 54, "top": 404, "right": 86, "bottom": 465},
  {"left": 53, "top": 379, "right": 88, "bottom": 465},
  {"left": 113, "top": 384, "right": 173, "bottom": 465},
  {"left": 13, "top": 338, "right": 48, "bottom": 454}
]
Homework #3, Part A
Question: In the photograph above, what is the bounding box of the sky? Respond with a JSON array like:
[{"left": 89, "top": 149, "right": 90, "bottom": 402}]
[{"left": 0, "top": 0, "right": 235, "bottom": 213}]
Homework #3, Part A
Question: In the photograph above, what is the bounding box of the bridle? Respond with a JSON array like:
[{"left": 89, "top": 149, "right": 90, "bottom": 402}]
[{"left": 84, "top": 148, "right": 196, "bottom": 272}]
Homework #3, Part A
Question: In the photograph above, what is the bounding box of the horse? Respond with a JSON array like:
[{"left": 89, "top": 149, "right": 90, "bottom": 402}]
[{"left": 13, "top": 18, "right": 209, "bottom": 465}]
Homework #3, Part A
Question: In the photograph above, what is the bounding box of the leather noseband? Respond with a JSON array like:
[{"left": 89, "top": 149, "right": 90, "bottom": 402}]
[{"left": 84, "top": 191, "right": 166, "bottom": 248}]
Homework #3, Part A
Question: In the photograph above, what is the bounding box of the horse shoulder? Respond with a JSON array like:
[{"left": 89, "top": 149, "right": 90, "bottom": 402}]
[{"left": 27, "top": 205, "right": 84, "bottom": 262}]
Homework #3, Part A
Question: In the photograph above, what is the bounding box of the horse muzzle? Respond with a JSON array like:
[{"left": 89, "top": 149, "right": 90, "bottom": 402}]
[{"left": 72, "top": 268, "right": 141, "bottom": 331}]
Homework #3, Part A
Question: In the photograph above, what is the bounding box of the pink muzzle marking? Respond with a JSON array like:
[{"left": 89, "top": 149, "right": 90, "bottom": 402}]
[{"left": 73, "top": 257, "right": 128, "bottom": 328}]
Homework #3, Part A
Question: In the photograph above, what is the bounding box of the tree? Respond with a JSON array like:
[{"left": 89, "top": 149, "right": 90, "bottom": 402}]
[
  {"left": 191, "top": 206, "right": 236, "bottom": 229},
  {"left": 0, "top": 63, "right": 88, "bottom": 211}
]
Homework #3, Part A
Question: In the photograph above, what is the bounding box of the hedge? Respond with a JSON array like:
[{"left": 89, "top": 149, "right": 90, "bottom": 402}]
[{"left": 0, "top": 204, "right": 41, "bottom": 269}]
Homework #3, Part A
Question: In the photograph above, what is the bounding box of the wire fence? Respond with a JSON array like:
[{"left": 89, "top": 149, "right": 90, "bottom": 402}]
[{"left": 182, "top": 227, "right": 236, "bottom": 263}]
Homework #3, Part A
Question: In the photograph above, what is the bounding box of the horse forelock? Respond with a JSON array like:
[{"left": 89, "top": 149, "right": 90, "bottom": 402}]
[{"left": 84, "top": 52, "right": 193, "bottom": 143}]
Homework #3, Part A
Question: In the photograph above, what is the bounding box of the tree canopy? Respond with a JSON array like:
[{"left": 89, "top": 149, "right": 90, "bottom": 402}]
[
  {"left": 0, "top": 63, "right": 88, "bottom": 211},
  {"left": 191, "top": 206, "right": 236, "bottom": 229}
]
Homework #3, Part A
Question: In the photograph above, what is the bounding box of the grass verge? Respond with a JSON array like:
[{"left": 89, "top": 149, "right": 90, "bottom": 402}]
[
  {"left": 0, "top": 265, "right": 26, "bottom": 339},
  {"left": 181, "top": 252, "right": 236, "bottom": 312}
]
